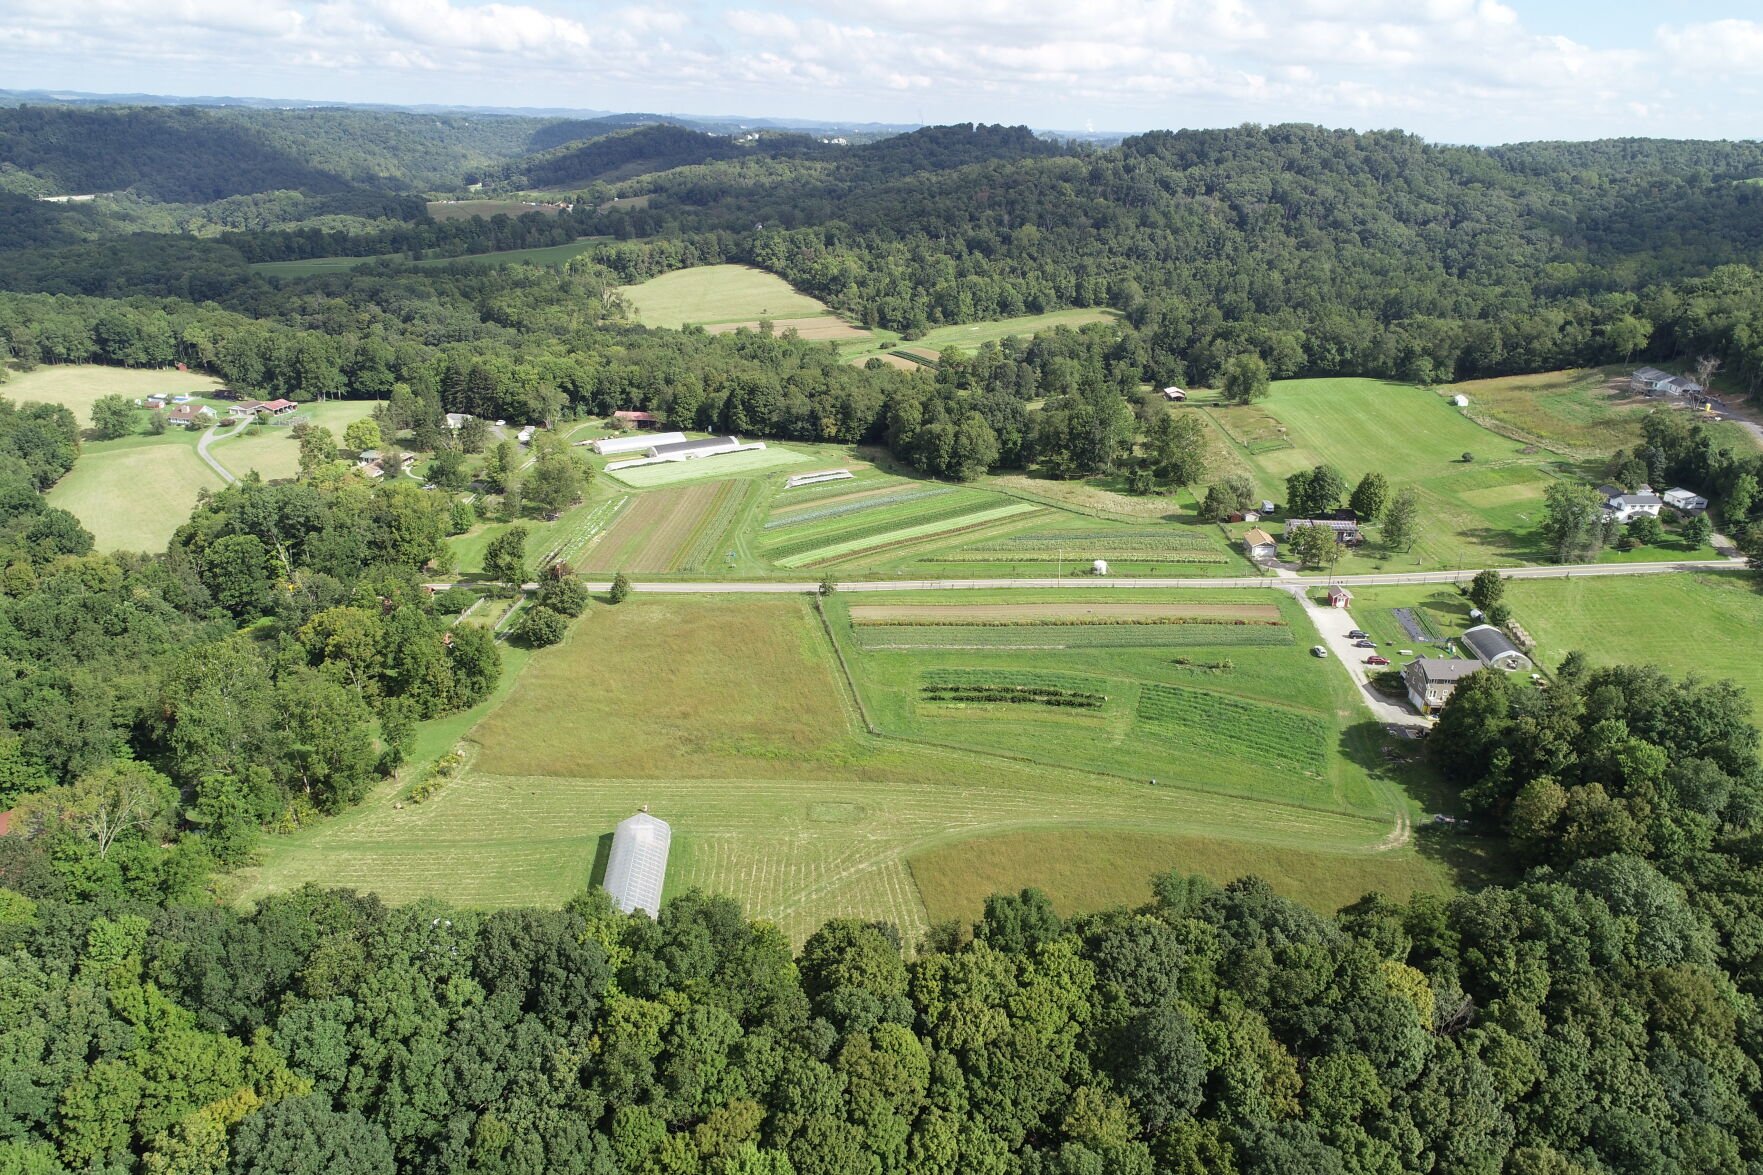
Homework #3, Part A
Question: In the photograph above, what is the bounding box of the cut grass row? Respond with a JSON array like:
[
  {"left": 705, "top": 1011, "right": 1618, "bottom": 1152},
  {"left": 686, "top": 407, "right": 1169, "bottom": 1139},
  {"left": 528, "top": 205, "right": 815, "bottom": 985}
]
[{"left": 852, "top": 624, "right": 1298, "bottom": 650}]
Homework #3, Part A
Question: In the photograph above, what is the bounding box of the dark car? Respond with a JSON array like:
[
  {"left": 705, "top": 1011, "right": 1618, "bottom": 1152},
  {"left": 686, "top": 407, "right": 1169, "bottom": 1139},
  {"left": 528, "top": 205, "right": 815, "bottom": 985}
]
[
  {"left": 1346, "top": 629, "right": 1368, "bottom": 639},
  {"left": 1366, "top": 655, "right": 1391, "bottom": 666},
  {"left": 1353, "top": 639, "right": 1377, "bottom": 648}
]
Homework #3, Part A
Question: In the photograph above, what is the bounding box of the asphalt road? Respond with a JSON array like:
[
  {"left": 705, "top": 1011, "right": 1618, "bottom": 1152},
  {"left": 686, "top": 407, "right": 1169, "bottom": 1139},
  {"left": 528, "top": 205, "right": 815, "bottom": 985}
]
[{"left": 577, "top": 555, "right": 1744, "bottom": 595}]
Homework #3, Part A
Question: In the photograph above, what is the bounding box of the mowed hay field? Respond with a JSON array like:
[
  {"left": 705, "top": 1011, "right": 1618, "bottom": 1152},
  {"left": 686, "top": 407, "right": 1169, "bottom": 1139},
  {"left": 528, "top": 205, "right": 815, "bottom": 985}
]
[
  {"left": 619, "top": 265, "right": 867, "bottom": 337},
  {"left": 49, "top": 434, "right": 223, "bottom": 552},
  {"left": 577, "top": 480, "right": 757, "bottom": 573},
  {"left": 1218, "top": 378, "right": 1558, "bottom": 568},
  {"left": 1448, "top": 367, "right": 1763, "bottom": 456},
  {"left": 1505, "top": 571, "right": 1763, "bottom": 723},
  {"left": 4, "top": 364, "right": 226, "bottom": 419},
  {"left": 246, "top": 595, "right": 1444, "bottom": 943}
]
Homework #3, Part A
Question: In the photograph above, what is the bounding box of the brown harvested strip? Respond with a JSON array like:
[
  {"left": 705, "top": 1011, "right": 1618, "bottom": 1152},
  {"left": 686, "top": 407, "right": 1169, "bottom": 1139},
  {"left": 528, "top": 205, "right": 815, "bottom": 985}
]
[{"left": 849, "top": 602, "right": 1281, "bottom": 624}]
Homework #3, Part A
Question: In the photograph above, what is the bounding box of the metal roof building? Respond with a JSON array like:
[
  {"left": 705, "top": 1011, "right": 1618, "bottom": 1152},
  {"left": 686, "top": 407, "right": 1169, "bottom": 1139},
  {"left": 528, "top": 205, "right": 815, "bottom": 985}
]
[
  {"left": 603, "top": 810, "right": 672, "bottom": 917},
  {"left": 593, "top": 431, "right": 685, "bottom": 456},
  {"left": 1460, "top": 625, "right": 1531, "bottom": 672},
  {"left": 649, "top": 436, "right": 743, "bottom": 459}
]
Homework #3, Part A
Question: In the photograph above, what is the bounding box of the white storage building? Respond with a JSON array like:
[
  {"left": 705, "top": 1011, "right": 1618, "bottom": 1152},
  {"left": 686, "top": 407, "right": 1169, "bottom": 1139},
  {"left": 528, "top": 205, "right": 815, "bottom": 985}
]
[{"left": 603, "top": 810, "right": 671, "bottom": 917}]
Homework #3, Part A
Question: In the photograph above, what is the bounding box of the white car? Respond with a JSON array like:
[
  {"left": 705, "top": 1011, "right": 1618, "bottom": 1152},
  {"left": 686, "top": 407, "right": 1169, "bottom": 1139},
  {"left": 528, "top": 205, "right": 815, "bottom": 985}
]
[{"left": 1311, "top": 645, "right": 1329, "bottom": 658}]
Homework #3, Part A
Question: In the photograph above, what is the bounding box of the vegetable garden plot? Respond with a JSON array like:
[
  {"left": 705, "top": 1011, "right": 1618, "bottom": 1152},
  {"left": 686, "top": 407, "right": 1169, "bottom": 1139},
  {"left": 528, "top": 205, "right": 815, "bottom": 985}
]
[
  {"left": 918, "top": 668, "right": 1114, "bottom": 710},
  {"left": 1133, "top": 683, "right": 1329, "bottom": 779},
  {"left": 766, "top": 499, "right": 1039, "bottom": 568},
  {"left": 850, "top": 602, "right": 1283, "bottom": 625},
  {"left": 763, "top": 487, "right": 956, "bottom": 530}
]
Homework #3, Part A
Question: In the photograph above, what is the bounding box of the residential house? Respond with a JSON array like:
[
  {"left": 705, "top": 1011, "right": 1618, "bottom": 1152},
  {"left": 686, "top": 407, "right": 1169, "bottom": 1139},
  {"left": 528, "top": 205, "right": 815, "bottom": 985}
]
[
  {"left": 1242, "top": 527, "right": 1278, "bottom": 562},
  {"left": 166, "top": 404, "right": 216, "bottom": 428},
  {"left": 1403, "top": 658, "right": 1484, "bottom": 715},
  {"left": 1630, "top": 367, "right": 1674, "bottom": 394},
  {"left": 1284, "top": 518, "right": 1364, "bottom": 545},
  {"left": 1602, "top": 485, "right": 1663, "bottom": 523},
  {"left": 1460, "top": 624, "right": 1532, "bottom": 672},
  {"left": 443, "top": 413, "right": 474, "bottom": 431},
  {"left": 1663, "top": 487, "right": 1708, "bottom": 513}
]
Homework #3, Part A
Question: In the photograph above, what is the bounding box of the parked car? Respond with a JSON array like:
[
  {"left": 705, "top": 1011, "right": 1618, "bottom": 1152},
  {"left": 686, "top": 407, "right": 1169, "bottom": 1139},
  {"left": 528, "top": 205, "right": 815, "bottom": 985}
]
[
  {"left": 1311, "top": 645, "right": 1329, "bottom": 658},
  {"left": 1346, "top": 629, "right": 1368, "bottom": 639},
  {"left": 1366, "top": 655, "right": 1390, "bottom": 666},
  {"left": 1353, "top": 639, "right": 1377, "bottom": 648}
]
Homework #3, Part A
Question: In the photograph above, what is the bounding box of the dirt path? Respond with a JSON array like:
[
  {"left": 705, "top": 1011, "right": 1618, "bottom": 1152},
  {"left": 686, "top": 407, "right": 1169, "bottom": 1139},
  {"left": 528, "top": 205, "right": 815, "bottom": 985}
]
[{"left": 196, "top": 418, "right": 247, "bottom": 484}]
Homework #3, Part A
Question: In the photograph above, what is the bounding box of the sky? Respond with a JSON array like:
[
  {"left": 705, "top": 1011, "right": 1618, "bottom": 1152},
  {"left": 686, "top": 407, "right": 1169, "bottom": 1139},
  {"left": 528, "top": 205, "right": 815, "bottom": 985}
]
[{"left": 2, "top": 0, "right": 1761, "bottom": 143}]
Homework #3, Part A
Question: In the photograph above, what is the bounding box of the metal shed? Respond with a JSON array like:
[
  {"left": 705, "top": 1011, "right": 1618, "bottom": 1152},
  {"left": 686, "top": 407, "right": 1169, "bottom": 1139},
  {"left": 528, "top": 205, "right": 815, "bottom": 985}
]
[
  {"left": 603, "top": 810, "right": 672, "bottom": 917},
  {"left": 1460, "top": 625, "right": 1531, "bottom": 672}
]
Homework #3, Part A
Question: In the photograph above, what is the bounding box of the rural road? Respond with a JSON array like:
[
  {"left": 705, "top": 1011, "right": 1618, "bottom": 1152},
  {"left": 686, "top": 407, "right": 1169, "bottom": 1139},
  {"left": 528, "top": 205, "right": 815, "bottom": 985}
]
[
  {"left": 196, "top": 419, "right": 246, "bottom": 485},
  {"left": 578, "top": 555, "right": 1746, "bottom": 595}
]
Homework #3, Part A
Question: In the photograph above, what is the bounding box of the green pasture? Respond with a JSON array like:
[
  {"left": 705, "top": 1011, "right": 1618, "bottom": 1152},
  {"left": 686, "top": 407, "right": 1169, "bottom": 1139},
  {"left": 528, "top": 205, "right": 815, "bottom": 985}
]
[
  {"left": 1506, "top": 571, "right": 1763, "bottom": 723},
  {"left": 1448, "top": 366, "right": 1763, "bottom": 456},
  {"left": 845, "top": 308, "right": 1124, "bottom": 363},
  {"left": 244, "top": 594, "right": 1446, "bottom": 943},
  {"left": 207, "top": 401, "right": 373, "bottom": 480},
  {"left": 47, "top": 430, "right": 222, "bottom": 553},
  {"left": 618, "top": 264, "right": 838, "bottom": 329},
  {"left": 3, "top": 364, "right": 227, "bottom": 420}
]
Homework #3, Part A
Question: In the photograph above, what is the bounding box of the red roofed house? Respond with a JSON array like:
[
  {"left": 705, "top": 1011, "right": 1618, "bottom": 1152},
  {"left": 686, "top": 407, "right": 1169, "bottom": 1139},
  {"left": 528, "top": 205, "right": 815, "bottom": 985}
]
[
  {"left": 260, "top": 399, "right": 298, "bottom": 415},
  {"left": 613, "top": 410, "right": 660, "bottom": 428}
]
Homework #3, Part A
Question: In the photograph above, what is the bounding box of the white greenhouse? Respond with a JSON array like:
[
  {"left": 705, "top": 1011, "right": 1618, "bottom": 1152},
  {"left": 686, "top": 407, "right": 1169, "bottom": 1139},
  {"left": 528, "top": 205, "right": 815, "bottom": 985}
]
[{"left": 603, "top": 809, "right": 672, "bottom": 917}]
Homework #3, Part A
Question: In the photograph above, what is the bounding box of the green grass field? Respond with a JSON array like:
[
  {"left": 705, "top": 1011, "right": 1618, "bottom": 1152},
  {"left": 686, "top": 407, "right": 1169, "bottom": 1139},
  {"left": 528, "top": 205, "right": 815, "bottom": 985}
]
[
  {"left": 1449, "top": 367, "right": 1763, "bottom": 457},
  {"left": 3, "top": 364, "right": 226, "bottom": 420},
  {"left": 1213, "top": 377, "right": 1723, "bottom": 572},
  {"left": 619, "top": 265, "right": 845, "bottom": 330},
  {"left": 48, "top": 431, "right": 224, "bottom": 552},
  {"left": 1507, "top": 571, "right": 1763, "bottom": 722},
  {"left": 207, "top": 402, "right": 373, "bottom": 480},
  {"left": 243, "top": 594, "right": 1446, "bottom": 943}
]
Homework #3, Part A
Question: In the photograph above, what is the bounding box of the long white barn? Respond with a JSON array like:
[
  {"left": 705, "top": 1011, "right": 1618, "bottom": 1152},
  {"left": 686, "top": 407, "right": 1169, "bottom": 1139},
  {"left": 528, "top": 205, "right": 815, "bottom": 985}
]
[
  {"left": 602, "top": 810, "right": 671, "bottom": 917},
  {"left": 592, "top": 431, "right": 686, "bottom": 456}
]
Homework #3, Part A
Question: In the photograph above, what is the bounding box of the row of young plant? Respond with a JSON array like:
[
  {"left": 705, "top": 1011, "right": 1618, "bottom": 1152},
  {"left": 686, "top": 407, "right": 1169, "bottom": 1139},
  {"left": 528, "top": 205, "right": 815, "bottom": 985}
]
[
  {"left": 760, "top": 495, "right": 1000, "bottom": 562},
  {"left": 930, "top": 548, "right": 1230, "bottom": 564},
  {"left": 856, "top": 615, "right": 1289, "bottom": 628},
  {"left": 1135, "top": 682, "right": 1330, "bottom": 780},
  {"left": 762, "top": 486, "right": 955, "bottom": 530},
  {"left": 920, "top": 684, "right": 1106, "bottom": 709},
  {"left": 677, "top": 480, "right": 757, "bottom": 570},
  {"left": 854, "top": 624, "right": 1297, "bottom": 650}
]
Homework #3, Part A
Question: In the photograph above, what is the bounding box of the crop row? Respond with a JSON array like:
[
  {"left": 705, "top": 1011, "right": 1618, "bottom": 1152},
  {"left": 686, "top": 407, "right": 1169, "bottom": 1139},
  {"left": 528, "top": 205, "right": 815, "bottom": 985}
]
[
  {"left": 922, "top": 668, "right": 1113, "bottom": 695},
  {"left": 1134, "top": 683, "right": 1328, "bottom": 777},
  {"left": 799, "top": 505, "right": 1043, "bottom": 568},
  {"left": 763, "top": 487, "right": 955, "bottom": 530},
  {"left": 770, "top": 499, "right": 1030, "bottom": 566},
  {"left": 677, "top": 481, "right": 755, "bottom": 570},
  {"left": 928, "top": 549, "right": 1229, "bottom": 564},
  {"left": 775, "top": 474, "right": 892, "bottom": 502},
  {"left": 854, "top": 624, "right": 1296, "bottom": 650},
  {"left": 857, "top": 616, "right": 1287, "bottom": 628},
  {"left": 970, "top": 530, "right": 1219, "bottom": 552},
  {"left": 763, "top": 495, "right": 991, "bottom": 561},
  {"left": 921, "top": 686, "right": 1104, "bottom": 709}
]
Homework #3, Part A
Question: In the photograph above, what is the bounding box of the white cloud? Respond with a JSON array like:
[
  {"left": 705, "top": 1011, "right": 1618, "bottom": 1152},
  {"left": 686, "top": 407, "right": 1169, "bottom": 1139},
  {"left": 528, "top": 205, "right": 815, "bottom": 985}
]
[{"left": 0, "top": 0, "right": 1755, "bottom": 140}]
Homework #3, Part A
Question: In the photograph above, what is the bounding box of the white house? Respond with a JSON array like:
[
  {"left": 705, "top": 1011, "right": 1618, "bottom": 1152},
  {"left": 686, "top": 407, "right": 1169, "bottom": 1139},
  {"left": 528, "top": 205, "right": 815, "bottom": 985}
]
[
  {"left": 1242, "top": 528, "right": 1278, "bottom": 562},
  {"left": 443, "top": 413, "right": 474, "bottom": 431},
  {"left": 1663, "top": 487, "right": 1708, "bottom": 514},
  {"left": 1603, "top": 486, "right": 1663, "bottom": 523}
]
